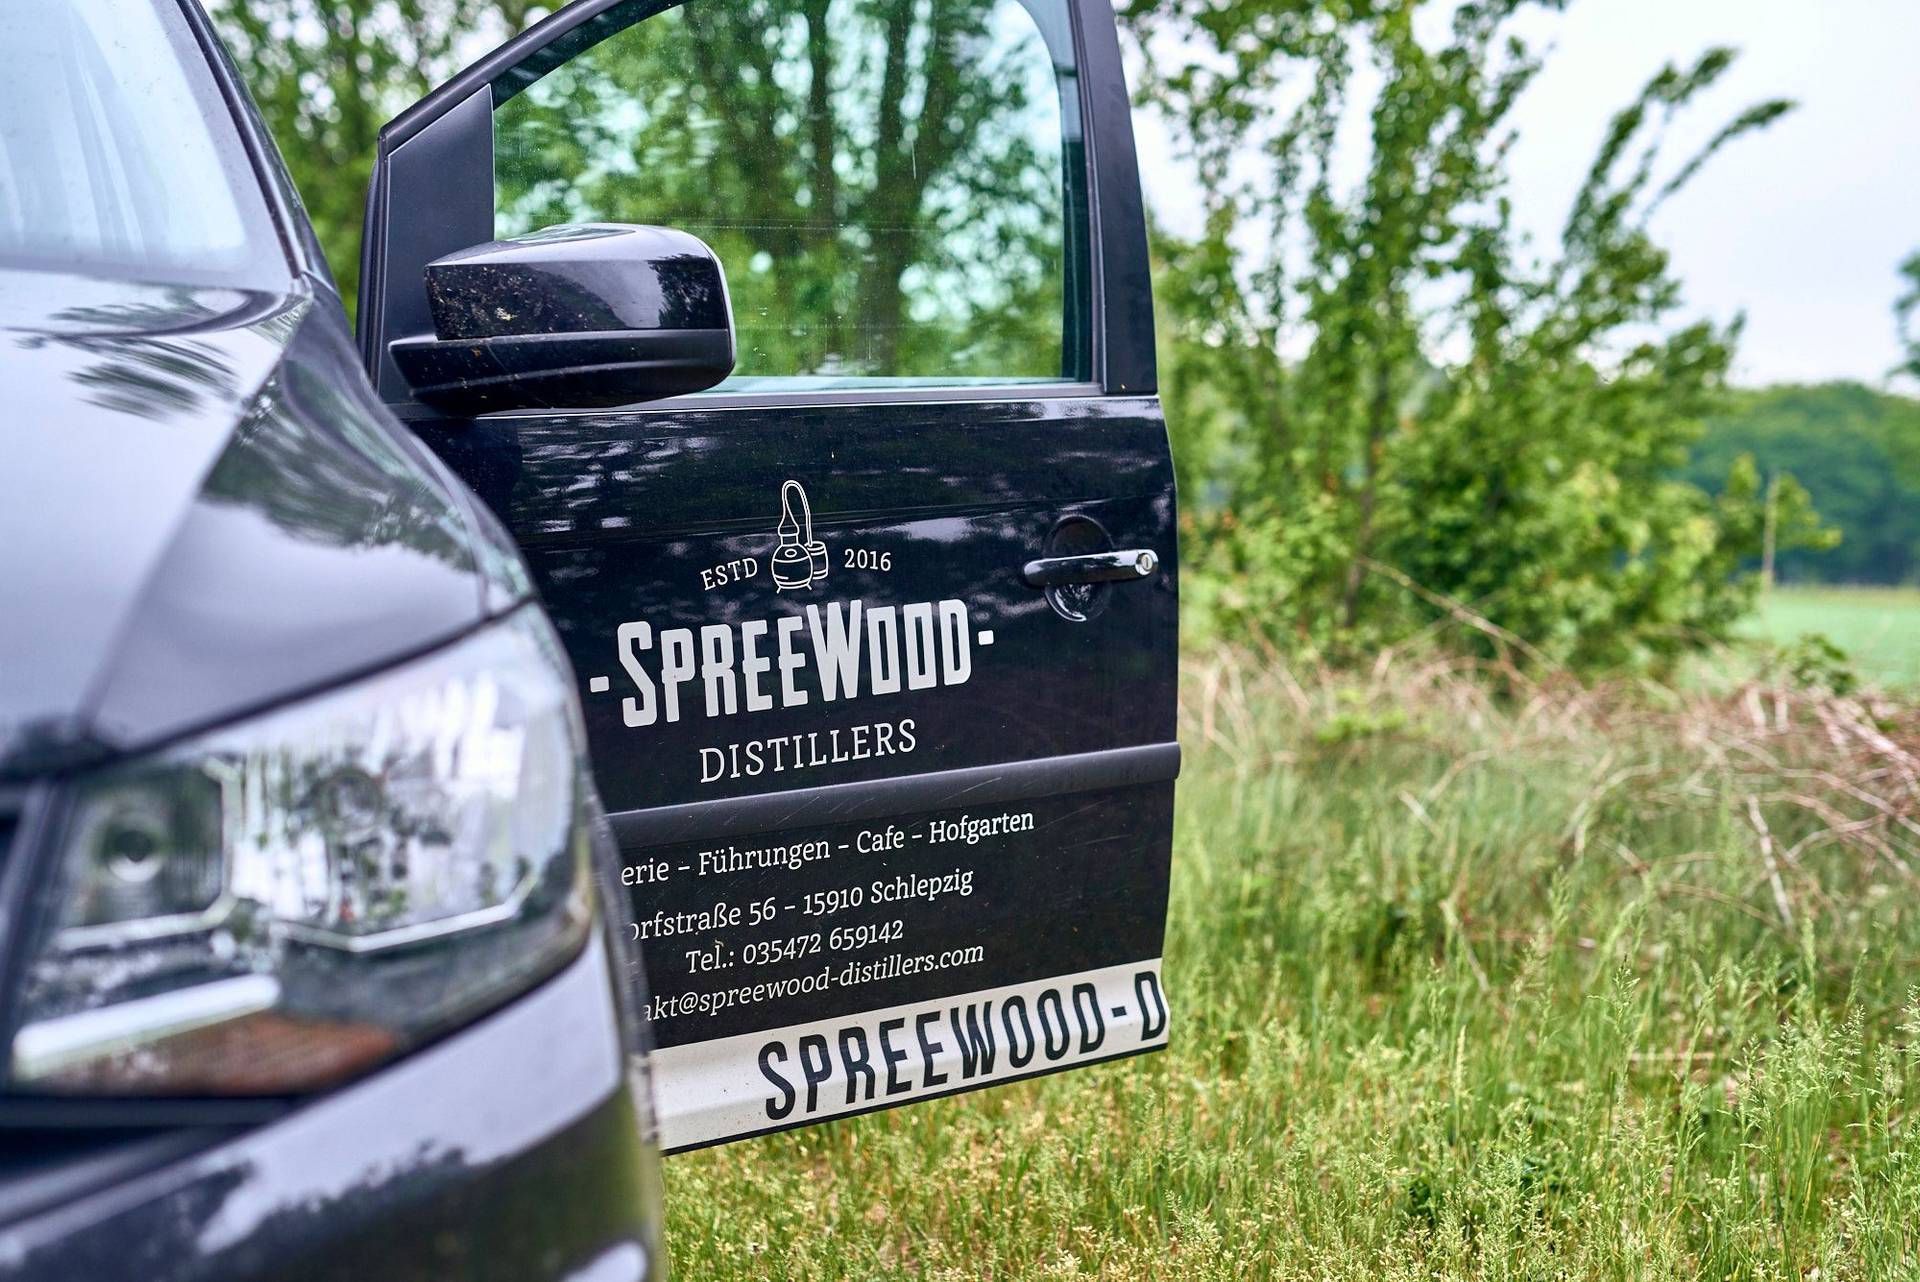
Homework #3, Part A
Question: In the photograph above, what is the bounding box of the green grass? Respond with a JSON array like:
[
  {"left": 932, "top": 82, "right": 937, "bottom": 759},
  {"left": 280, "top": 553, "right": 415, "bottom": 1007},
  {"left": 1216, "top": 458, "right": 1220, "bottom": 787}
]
[
  {"left": 1754, "top": 586, "right": 1920, "bottom": 689},
  {"left": 663, "top": 655, "right": 1920, "bottom": 1278}
]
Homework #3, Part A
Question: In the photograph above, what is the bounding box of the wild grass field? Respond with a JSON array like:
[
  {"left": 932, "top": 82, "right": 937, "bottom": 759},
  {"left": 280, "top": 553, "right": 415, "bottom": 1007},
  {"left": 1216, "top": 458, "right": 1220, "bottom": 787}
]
[
  {"left": 1756, "top": 586, "right": 1920, "bottom": 690},
  {"left": 663, "top": 652, "right": 1920, "bottom": 1279}
]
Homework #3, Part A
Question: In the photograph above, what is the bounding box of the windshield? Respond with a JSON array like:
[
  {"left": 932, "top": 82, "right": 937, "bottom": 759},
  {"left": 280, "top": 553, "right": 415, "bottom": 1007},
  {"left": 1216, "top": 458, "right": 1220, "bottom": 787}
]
[{"left": 0, "top": 0, "right": 284, "bottom": 289}]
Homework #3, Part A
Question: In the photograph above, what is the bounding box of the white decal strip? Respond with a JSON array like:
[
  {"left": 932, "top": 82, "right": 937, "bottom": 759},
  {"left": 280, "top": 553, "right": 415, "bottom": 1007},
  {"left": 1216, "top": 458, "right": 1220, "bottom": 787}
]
[{"left": 651, "top": 958, "right": 1168, "bottom": 1151}]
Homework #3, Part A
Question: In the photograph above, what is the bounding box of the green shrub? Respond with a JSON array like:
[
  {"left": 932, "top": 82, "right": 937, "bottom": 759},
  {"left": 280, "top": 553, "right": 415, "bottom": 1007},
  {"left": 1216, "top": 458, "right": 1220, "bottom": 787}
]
[{"left": 1138, "top": 2, "right": 1830, "bottom": 672}]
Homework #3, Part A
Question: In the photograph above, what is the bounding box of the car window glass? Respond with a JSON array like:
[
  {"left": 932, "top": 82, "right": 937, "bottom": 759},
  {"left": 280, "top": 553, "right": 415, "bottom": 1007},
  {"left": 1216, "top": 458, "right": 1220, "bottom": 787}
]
[
  {"left": 0, "top": 0, "right": 284, "bottom": 289},
  {"left": 492, "top": 0, "right": 1088, "bottom": 392}
]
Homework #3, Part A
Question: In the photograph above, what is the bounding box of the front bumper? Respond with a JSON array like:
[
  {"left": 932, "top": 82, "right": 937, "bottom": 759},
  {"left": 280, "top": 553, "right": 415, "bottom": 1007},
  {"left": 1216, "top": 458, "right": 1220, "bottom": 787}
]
[{"left": 0, "top": 932, "right": 661, "bottom": 1281}]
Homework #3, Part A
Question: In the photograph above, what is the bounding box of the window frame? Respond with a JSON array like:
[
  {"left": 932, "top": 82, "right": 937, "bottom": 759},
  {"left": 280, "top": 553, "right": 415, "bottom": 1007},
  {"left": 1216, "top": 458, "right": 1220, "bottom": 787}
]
[{"left": 359, "top": 0, "right": 1155, "bottom": 410}]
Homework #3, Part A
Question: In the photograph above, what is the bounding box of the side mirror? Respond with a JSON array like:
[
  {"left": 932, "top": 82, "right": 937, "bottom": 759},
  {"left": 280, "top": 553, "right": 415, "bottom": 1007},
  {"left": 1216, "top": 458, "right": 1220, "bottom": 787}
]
[{"left": 389, "top": 223, "right": 735, "bottom": 413}]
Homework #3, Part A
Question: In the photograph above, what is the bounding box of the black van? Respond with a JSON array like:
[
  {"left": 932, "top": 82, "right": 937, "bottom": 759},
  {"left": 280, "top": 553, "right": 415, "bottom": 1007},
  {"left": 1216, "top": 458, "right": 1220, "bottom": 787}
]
[{"left": 0, "top": 0, "right": 1177, "bottom": 1276}]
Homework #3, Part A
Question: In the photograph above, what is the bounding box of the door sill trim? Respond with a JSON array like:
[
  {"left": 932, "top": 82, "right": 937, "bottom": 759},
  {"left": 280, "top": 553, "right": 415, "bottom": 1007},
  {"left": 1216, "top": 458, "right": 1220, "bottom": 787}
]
[{"left": 608, "top": 742, "right": 1180, "bottom": 849}]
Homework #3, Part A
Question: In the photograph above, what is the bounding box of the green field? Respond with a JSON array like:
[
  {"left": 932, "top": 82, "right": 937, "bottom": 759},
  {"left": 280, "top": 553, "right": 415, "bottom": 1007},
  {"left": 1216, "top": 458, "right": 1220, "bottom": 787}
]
[
  {"left": 1755, "top": 586, "right": 1920, "bottom": 689},
  {"left": 664, "top": 655, "right": 1920, "bottom": 1278}
]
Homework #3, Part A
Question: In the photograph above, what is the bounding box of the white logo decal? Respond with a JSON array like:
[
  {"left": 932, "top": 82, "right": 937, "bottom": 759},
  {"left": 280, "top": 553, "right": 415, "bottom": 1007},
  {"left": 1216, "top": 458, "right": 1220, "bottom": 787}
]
[{"left": 772, "top": 480, "right": 829, "bottom": 592}]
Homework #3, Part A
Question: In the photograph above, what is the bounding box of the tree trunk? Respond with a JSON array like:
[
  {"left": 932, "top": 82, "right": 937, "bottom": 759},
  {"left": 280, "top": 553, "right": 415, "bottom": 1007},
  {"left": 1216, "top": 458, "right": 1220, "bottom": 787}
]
[
  {"left": 1760, "top": 471, "right": 1779, "bottom": 591},
  {"left": 1340, "top": 353, "right": 1393, "bottom": 629}
]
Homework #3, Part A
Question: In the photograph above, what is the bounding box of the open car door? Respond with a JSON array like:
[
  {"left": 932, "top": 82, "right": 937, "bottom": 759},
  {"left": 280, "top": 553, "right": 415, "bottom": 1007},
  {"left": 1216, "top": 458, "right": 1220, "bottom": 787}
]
[{"left": 359, "top": 0, "right": 1177, "bottom": 1152}]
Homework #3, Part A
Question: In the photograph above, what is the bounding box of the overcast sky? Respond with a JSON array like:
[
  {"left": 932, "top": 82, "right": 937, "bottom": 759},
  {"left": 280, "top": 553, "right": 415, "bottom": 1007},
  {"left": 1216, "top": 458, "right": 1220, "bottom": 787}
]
[{"left": 1132, "top": 0, "right": 1920, "bottom": 388}]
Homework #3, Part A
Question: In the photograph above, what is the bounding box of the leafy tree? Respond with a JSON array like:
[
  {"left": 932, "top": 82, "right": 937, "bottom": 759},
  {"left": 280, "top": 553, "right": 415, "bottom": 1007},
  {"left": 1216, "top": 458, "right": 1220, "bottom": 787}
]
[
  {"left": 216, "top": 0, "right": 1828, "bottom": 671},
  {"left": 215, "top": 0, "right": 1075, "bottom": 382},
  {"left": 491, "top": 0, "right": 1076, "bottom": 381},
  {"left": 1131, "top": 0, "right": 1820, "bottom": 669}
]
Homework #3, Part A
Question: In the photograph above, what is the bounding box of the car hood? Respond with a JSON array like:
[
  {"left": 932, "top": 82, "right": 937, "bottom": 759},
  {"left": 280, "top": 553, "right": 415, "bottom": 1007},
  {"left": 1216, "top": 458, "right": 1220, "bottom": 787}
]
[{"left": 0, "top": 268, "right": 498, "bottom": 779}]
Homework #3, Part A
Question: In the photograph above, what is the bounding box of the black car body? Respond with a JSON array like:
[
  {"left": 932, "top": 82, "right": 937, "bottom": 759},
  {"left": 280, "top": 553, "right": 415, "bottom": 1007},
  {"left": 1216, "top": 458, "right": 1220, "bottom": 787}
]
[
  {"left": 1, "top": 0, "right": 1176, "bottom": 1273},
  {"left": 0, "top": 3, "right": 661, "bottom": 1279}
]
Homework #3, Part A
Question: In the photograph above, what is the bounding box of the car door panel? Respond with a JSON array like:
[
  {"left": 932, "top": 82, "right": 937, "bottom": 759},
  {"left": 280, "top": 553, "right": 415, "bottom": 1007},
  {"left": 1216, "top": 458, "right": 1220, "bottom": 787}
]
[
  {"left": 620, "top": 787, "right": 1172, "bottom": 1148},
  {"left": 411, "top": 391, "right": 1176, "bottom": 1148},
  {"left": 365, "top": 0, "right": 1177, "bottom": 1151},
  {"left": 412, "top": 394, "right": 1176, "bottom": 806}
]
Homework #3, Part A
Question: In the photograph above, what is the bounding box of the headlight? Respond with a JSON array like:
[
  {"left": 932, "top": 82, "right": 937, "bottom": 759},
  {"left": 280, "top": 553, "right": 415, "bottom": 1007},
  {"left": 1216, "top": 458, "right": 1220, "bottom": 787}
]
[{"left": 7, "top": 607, "right": 593, "bottom": 1095}]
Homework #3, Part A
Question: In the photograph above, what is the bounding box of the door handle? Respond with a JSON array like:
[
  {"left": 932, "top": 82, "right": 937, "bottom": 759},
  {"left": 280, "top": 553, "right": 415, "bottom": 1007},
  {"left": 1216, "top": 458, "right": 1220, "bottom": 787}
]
[{"left": 1021, "top": 548, "right": 1160, "bottom": 589}]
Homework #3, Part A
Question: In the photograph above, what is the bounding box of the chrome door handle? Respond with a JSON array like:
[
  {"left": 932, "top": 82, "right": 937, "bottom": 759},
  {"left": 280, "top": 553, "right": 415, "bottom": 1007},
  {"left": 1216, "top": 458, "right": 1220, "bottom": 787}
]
[{"left": 1021, "top": 549, "right": 1160, "bottom": 588}]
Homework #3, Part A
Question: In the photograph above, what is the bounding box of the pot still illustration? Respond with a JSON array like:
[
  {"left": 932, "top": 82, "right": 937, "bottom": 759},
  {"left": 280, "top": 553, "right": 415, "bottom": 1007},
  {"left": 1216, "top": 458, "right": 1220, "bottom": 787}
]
[{"left": 773, "top": 479, "right": 830, "bottom": 591}]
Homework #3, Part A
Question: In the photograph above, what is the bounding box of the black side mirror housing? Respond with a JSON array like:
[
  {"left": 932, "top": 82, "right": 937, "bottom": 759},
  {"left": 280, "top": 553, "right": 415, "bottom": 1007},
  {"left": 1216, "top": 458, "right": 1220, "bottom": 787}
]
[{"left": 389, "top": 223, "right": 735, "bottom": 413}]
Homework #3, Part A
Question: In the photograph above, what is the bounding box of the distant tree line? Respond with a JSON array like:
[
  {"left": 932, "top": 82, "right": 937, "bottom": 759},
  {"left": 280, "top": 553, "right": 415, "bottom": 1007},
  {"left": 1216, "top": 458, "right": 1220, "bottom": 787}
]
[{"left": 1686, "top": 382, "right": 1920, "bottom": 587}]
